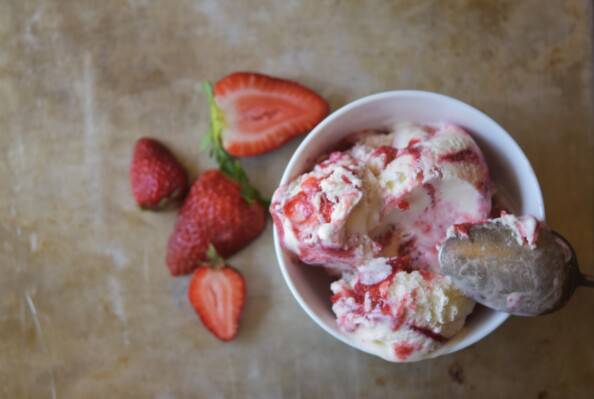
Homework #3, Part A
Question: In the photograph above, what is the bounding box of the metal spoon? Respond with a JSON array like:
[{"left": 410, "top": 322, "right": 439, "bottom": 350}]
[{"left": 439, "top": 223, "right": 593, "bottom": 316}]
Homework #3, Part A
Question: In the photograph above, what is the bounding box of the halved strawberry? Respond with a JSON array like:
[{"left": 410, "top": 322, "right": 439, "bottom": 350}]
[
  {"left": 208, "top": 72, "right": 329, "bottom": 157},
  {"left": 188, "top": 246, "right": 246, "bottom": 341}
]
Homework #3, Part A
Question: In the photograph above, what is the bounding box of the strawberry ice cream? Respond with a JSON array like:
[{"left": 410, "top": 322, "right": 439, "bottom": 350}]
[
  {"left": 270, "top": 122, "right": 493, "bottom": 361},
  {"left": 270, "top": 150, "right": 381, "bottom": 270},
  {"left": 330, "top": 257, "right": 475, "bottom": 362},
  {"left": 271, "top": 122, "right": 491, "bottom": 271}
]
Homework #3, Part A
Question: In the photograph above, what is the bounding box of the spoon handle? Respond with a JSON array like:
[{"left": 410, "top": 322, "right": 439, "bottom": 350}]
[{"left": 579, "top": 274, "right": 594, "bottom": 288}]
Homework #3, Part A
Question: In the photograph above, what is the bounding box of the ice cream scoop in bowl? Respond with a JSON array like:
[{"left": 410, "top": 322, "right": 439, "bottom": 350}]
[{"left": 272, "top": 91, "right": 545, "bottom": 362}]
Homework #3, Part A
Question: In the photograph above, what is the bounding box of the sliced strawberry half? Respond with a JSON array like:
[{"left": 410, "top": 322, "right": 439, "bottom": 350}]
[
  {"left": 187, "top": 246, "right": 246, "bottom": 341},
  {"left": 210, "top": 72, "right": 329, "bottom": 157}
]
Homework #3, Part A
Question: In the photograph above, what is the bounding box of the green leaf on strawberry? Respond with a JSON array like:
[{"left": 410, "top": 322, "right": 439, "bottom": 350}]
[{"left": 202, "top": 81, "right": 269, "bottom": 207}]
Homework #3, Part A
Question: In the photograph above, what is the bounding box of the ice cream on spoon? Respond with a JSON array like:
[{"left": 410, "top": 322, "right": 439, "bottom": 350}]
[{"left": 439, "top": 214, "right": 593, "bottom": 316}]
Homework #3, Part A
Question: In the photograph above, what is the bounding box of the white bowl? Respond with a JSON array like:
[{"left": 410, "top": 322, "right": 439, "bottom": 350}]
[{"left": 272, "top": 90, "right": 545, "bottom": 361}]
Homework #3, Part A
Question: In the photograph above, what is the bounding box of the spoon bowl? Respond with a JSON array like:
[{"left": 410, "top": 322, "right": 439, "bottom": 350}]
[{"left": 440, "top": 224, "right": 591, "bottom": 316}]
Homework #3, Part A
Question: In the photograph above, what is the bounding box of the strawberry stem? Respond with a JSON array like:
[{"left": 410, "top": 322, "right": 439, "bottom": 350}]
[
  {"left": 205, "top": 243, "right": 224, "bottom": 268},
  {"left": 202, "top": 81, "right": 270, "bottom": 207}
]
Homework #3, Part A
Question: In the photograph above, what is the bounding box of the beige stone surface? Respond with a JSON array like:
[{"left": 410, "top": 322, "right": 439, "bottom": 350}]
[{"left": 1, "top": 0, "right": 593, "bottom": 397}]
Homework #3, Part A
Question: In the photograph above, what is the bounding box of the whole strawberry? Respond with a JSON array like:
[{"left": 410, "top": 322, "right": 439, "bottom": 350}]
[
  {"left": 130, "top": 138, "right": 188, "bottom": 209},
  {"left": 166, "top": 170, "right": 266, "bottom": 275},
  {"left": 188, "top": 245, "right": 246, "bottom": 341}
]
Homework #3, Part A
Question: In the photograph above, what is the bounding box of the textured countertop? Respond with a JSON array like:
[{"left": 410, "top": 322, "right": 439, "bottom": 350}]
[{"left": 1, "top": 1, "right": 593, "bottom": 398}]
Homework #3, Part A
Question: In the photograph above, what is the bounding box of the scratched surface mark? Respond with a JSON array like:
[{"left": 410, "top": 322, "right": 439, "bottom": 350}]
[{"left": 0, "top": 0, "right": 593, "bottom": 398}]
